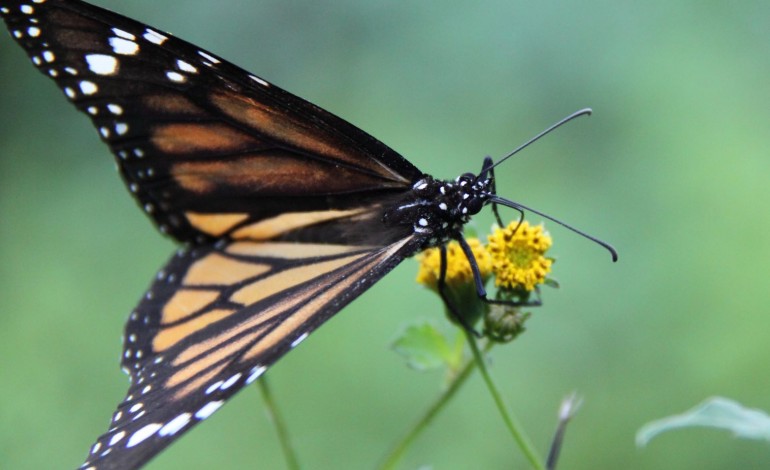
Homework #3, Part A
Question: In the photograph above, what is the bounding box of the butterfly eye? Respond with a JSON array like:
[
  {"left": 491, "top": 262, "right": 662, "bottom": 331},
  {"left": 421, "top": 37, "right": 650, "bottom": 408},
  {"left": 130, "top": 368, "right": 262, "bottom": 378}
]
[
  {"left": 465, "top": 193, "right": 486, "bottom": 215},
  {"left": 458, "top": 172, "right": 475, "bottom": 183}
]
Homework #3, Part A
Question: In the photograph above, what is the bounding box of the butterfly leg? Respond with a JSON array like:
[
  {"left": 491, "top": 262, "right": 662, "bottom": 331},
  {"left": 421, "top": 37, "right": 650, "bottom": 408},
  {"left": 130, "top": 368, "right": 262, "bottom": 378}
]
[
  {"left": 456, "top": 235, "right": 542, "bottom": 308},
  {"left": 437, "top": 244, "right": 482, "bottom": 336}
]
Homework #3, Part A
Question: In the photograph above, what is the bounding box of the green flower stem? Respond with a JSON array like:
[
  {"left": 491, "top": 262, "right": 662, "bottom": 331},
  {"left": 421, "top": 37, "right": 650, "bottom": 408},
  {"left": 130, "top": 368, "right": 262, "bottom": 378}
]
[
  {"left": 466, "top": 332, "right": 545, "bottom": 470},
  {"left": 257, "top": 376, "right": 301, "bottom": 470},
  {"left": 379, "top": 340, "right": 492, "bottom": 470}
]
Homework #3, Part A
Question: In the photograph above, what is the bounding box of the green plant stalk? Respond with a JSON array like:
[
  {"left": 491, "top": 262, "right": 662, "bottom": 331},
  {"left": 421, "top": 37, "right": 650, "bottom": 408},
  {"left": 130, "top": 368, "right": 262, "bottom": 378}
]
[
  {"left": 379, "top": 340, "right": 492, "bottom": 470},
  {"left": 466, "top": 332, "right": 545, "bottom": 470},
  {"left": 257, "top": 376, "right": 301, "bottom": 470}
]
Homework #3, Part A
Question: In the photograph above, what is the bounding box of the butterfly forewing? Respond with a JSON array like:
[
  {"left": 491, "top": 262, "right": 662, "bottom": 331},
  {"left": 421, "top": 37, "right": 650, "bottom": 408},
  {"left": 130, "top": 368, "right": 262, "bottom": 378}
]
[{"left": 0, "top": 0, "right": 422, "bottom": 243}]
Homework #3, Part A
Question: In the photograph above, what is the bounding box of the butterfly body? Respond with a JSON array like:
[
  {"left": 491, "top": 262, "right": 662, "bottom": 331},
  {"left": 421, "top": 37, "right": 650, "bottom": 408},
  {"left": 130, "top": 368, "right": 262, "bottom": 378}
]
[
  {"left": 0, "top": 1, "right": 511, "bottom": 468},
  {"left": 383, "top": 174, "right": 492, "bottom": 251}
]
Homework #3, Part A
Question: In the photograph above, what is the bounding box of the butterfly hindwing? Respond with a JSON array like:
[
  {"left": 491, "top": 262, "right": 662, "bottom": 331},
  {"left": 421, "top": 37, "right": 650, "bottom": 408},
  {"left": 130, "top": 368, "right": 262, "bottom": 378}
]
[
  {"left": 0, "top": 0, "right": 422, "bottom": 243},
  {"left": 83, "top": 234, "right": 418, "bottom": 469}
]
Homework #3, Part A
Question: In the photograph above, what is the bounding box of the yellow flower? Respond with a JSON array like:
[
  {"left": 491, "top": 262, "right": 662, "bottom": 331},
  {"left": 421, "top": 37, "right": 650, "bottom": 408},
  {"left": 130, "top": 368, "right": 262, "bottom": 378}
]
[
  {"left": 487, "top": 221, "right": 552, "bottom": 291},
  {"left": 416, "top": 238, "right": 492, "bottom": 289}
]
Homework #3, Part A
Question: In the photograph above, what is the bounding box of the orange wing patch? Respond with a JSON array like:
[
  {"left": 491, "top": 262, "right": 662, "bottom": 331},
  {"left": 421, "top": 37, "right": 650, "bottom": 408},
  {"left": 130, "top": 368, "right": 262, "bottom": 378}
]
[
  {"left": 185, "top": 212, "right": 249, "bottom": 237},
  {"left": 144, "top": 93, "right": 206, "bottom": 116},
  {"left": 231, "top": 209, "right": 369, "bottom": 240},
  {"left": 152, "top": 123, "right": 260, "bottom": 155},
  {"left": 183, "top": 252, "right": 270, "bottom": 285},
  {"left": 226, "top": 241, "right": 371, "bottom": 258},
  {"left": 171, "top": 153, "right": 399, "bottom": 195},
  {"left": 161, "top": 289, "right": 220, "bottom": 325}
]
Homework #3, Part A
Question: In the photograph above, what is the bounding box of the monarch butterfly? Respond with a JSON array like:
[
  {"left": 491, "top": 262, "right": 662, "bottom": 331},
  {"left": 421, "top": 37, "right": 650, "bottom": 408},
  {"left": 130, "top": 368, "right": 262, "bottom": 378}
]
[{"left": 1, "top": 1, "right": 616, "bottom": 468}]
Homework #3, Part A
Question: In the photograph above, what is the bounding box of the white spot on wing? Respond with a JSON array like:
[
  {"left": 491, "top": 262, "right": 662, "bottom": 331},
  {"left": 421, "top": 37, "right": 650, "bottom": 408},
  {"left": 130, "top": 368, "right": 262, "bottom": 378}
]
[
  {"left": 79, "top": 81, "right": 98, "bottom": 95},
  {"left": 107, "top": 103, "right": 123, "bottom": 115},
  {"left": 205, "top": 381, "right": 223, "bottom": 395},
  {"left": 166, "top": 71, "right": 186, "bottom": 83},
  {"left": 27, "top": 26, "right": 40, "bottom": 37},
  {"left": 291, "top": 332, "right": 309, "bottom": 348},
  {"left": 249, "top": 75, "right": 269, "bottom": 86},
  {"left": 176, "top": 59, "right": 197, "bottom": 73},
  {"left": 159, "top": 413, "right": 192, "bottom": 437},
  {"left": 108, "top": 431, "right": 126, "bottom": 446},
  {"left": 245, "top": 365, "right": 267, "bottom": 385},
  {"left": 109, "top": 37, "right": 139, "bottom": 55},
  {"left": 143, "top": 29, "right": 168, "bottom": 45},
  {"left": 20, "top": 5, "right": 34, "bottom": 14},
  {"left": 42, "top": 50, "right": 55, "bottom": 62},
  {"left": 194, "top": 400, "right": 224, "bottom": 420},
  {"left": 115, "top": 122, "right": 129, "bottom": 135},
  {"left": 220, "top": 373, "right": 242, "bottom": 391},
  {"left": 85, "top": 54, "right": 118, "bottom": 75},
  {"left": 198, "top": 50, "right": 220, "bottom": 64},
  {"left": 111, "top": 28, "right": 136, "bottom": 40},
  {"left": 126, "top": 423, "right": 162, "bottom": 448}
]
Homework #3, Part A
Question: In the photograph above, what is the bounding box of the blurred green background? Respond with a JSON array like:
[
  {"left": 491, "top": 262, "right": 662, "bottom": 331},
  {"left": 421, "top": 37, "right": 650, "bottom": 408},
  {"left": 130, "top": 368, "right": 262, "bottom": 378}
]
[{"left": 2, "top": 1, "right": 769, "bottom": 468}]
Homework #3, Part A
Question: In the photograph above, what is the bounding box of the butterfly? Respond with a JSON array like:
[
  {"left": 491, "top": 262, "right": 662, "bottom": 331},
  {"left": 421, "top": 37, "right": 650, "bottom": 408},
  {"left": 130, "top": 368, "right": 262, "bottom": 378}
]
[{"left": 1, "top": 1, "right": 616, "bottom": 468}]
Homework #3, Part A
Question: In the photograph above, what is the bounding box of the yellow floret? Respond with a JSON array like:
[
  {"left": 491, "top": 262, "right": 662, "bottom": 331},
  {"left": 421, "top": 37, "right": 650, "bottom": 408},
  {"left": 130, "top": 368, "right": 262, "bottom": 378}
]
[{"left": 486, "top": 221, "right": 552, "bottom": 291}]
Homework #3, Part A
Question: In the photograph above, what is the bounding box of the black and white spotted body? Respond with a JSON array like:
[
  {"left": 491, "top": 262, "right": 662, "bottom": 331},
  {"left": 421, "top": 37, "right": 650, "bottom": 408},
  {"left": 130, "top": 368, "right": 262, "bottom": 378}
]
[{"left": 383, "top": 173, "right": 493, "bottom": 252}]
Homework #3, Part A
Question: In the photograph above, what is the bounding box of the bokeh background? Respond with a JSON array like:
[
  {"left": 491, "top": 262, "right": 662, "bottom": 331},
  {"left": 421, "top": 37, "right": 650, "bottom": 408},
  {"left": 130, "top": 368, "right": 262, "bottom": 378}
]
[{"left": 2, "top": 1, "right": 769, "bottom": 468}]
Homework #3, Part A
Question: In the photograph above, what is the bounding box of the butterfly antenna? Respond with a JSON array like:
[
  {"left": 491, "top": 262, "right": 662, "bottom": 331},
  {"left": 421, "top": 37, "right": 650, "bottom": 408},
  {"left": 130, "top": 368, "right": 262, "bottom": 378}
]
[
  {"left": 490, "top": 196, "right": 618, "bottom": 262},
  {"left": 488, "top": 108, "right": 593, "bottom": 172}
]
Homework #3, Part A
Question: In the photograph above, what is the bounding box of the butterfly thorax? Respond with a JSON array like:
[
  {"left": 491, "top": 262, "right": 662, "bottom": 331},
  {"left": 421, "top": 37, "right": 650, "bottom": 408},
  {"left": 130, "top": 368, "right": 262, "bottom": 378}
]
[{"left": 382, "top": 173, "right": 492, "bottom": 251}]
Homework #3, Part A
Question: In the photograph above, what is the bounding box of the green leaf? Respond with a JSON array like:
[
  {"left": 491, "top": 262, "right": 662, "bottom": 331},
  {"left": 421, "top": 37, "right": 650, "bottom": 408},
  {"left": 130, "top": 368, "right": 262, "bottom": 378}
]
[
  {"left": 392, "top": 322, "right": 455, "bottom": 371},
  {"left": 636, "top": 397, "right": 770, "bottom": 447}
]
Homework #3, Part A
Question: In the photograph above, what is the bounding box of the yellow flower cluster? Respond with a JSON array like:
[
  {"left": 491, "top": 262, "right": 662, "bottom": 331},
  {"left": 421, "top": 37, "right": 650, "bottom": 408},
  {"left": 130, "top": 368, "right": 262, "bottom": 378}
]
[
  {"left": 487, "top": 221, "right": 552, "bottom": 291},
  {"left": 416, "top": 238, "right": 492, "bottom": 289},
  {"left": 416, "top": 220, "right": 552, "bottom": 293}
]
